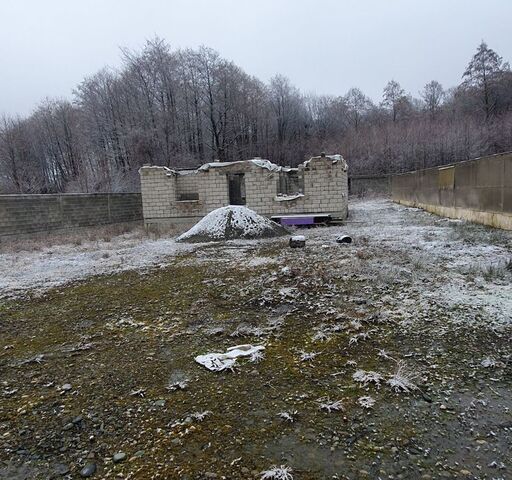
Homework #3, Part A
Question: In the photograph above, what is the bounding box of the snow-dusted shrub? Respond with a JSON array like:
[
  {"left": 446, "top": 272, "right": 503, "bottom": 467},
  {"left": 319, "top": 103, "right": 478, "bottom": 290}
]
[
  {"left": 250, "top": 350, "right": 265, "bottom": 363},
  {"left": 312, "top": 329, "right": 331, "bottom": 342},
  {"left": 277, "top": 410, "right": 299, "bottom": 423},
  {"left": 353, "top": 370, "right": 383, "bottom": 387},
  {"left": 480, "top": 357, "right": 497, "bottom": 368},
  {"left": 260, "top": 465, "right": 293, "bottom": 480},
  {"left": 191, "top": 410, "right": 211, "bottom": 421},
  {"left": 299, "top": 351, "right": 320, "bottom": 362},
  {"left": 349, "top": 332, "right": 369, "bottom": 345},
  {"left": 358, "top": 396, "right": 376, "bottom": 409},
  {"left": 387, "top": 361, "right": 418, "bottom": 393},
  {"left": 166, "top": 379, "right": 188, "bottom": 391},
  {"left": 318, "top": 398, "right": 344, "bottom": 412},
  {"left": 377, "top": 349, "right": 393, "bottom": 360},
  {"left": 166, "top": 372, "right": 190, "bottom": 391}
]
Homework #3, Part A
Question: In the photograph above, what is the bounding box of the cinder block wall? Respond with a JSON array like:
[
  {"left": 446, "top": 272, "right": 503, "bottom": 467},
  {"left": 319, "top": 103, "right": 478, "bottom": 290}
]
[
  {"left": 0, "top": 193, "right": 142, "bottom": 237},
  {"left": 139, "top": 158, "right": 348, "bottom": 227},
  {"left": 391, "top": 152, "right": 512, "bottom": 230}
]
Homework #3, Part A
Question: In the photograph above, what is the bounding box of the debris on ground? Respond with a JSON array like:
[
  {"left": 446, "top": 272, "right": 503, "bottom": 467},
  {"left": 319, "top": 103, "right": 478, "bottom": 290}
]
[
  {"left": 336, "top": 234, "right": 352, "bottom": 243},
  {"left": 289, "top": 235, "right": 306, "bottom": 248},
  {"left": 194, "top": 344, "right": 266, "bottom": 371},
  {"left": 176, "top": 205, "right": 288, "bottom": 242}
]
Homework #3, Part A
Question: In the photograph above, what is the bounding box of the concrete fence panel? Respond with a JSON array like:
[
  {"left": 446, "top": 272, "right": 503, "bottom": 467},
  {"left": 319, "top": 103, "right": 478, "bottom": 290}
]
[
  {"left": 0, "top": 193, "right": 142, "bottom": 237},
  {"left": 391, "top": 152, "right": 512, "bottom": 230}
]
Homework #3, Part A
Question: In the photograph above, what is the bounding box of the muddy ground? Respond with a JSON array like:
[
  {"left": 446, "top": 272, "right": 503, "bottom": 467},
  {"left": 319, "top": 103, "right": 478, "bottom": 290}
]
[{"left": 1, "top": 199, "right": 511, "bottom": 479}]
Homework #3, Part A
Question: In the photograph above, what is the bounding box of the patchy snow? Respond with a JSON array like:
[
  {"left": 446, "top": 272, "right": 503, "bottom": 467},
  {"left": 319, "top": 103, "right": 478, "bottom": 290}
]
[
  {"left": 0, "top": 234, "right": 194, "bottom": 299},
  {"left": 303, "top": 154, "right": 347, "bottom": 171},
  {"left": 318, "top": 398, "right": 344, "bottom": 412},
  {"left": 177, "top": 205, "right": 287, "bottom": 242},
  {"left": 304, "top": 198, "right": 512, "bottom": 326},
  {"left": 247, "top": 256, "right": 277, "bottom": 267},
  {"left": 2, "top": 198, "right": 511, "bottom": 329}
]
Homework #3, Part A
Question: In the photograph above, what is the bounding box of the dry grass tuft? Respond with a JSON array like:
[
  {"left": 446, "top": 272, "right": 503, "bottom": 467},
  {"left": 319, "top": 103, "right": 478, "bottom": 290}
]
[{"left": 0, "top": 222, "right": 146, "bottom": 253}]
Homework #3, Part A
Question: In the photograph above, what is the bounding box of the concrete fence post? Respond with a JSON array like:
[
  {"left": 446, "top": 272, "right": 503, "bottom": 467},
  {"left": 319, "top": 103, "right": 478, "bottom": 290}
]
[
  {"left": 58, "top": 195, "right": 64, "bottom": 229},
  {"left": 107, "top": 193, "right": 112, "bottom": 223}
]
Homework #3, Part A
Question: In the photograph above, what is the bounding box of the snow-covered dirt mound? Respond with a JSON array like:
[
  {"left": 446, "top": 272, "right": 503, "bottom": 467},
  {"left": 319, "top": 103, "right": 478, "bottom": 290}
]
[{"left": 176, "top": 206, "right": 288, "bottom": 243}]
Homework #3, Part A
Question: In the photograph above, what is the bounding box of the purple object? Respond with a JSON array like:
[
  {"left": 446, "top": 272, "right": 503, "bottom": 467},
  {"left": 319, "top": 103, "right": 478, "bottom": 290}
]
[{"left": 281, "top": 217, "right": 315, "bottom": 226}]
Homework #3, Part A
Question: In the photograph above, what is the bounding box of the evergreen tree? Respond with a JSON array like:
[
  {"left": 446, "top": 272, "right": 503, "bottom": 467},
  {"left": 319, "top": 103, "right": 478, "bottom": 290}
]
[{"left": 462, "top": 41, "right": 510, "bottom": 119}]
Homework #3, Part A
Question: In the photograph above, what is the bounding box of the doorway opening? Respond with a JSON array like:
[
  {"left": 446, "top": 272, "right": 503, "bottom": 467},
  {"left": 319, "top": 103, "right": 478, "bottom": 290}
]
[{"left": 228, "top": 173, "right": 246, "bottom": 205}]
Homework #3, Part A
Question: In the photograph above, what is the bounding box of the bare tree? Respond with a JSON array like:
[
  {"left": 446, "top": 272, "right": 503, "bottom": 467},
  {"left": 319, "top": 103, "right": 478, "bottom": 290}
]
[
  {"left": 382, "top": 80, "right": 406, "bottom": 122},
  {"left": 420, "top": 80, "right": 444, "bottom": 118},
  {"left": 344, "top": 88, "right": 372, "bottom": 131},
  {"left": 1, "top": 39, "right": 512, "bottom": 193}
]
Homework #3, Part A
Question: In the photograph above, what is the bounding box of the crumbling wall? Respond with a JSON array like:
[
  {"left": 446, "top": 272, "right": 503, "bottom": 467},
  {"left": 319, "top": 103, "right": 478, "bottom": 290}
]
[
  {"left": 140, "top": 167, "right": 176, "bottom": 221},
  {"left": 244, "top": 157, "right": 348, "bottom": 217},
  {"left": 300, "top": 157, "right": 348, "bottom": 217},
  {"left": 139, "top": 156, "right": 348, "bottom": 227}
]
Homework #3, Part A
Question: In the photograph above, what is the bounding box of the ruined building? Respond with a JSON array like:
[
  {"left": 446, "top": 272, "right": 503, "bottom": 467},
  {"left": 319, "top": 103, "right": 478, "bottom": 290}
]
[{"left": 139, "top": 154, "right": 348, "bottom": 228}]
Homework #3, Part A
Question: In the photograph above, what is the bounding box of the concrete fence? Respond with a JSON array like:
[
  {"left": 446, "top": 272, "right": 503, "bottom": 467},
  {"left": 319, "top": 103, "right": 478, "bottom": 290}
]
[
  {"left": 391, "top": 152, "right": 512, "bottom": 230},
  {"left": 0, "top": 193, "right": 142, "bottom": 237}
]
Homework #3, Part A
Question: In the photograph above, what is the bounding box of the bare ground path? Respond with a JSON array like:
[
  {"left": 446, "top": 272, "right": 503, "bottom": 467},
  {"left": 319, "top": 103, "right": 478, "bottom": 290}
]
[{"left": 0, "top": 199, "right": 511, "bottom": 479}]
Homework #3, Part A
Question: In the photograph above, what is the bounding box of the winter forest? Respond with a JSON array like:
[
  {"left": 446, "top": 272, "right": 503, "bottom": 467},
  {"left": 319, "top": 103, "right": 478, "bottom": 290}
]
[{"left": 1, "top": 39, "right": 511, "bottom": 194}]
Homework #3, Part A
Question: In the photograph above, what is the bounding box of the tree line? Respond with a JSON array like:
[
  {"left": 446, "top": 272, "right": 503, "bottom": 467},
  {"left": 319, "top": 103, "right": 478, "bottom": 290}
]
[{"left": 1, "top": 39, "right": 511, "bottom": 193}]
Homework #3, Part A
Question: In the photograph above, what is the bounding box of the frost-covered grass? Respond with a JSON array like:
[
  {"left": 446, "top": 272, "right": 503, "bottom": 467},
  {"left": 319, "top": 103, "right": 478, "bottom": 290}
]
[
  {"left": 0, "top": 222, "right": 146, "bottom": 254},
  {"left": 1, "top": 198, "right": 511, "bottom": 479},
  {"left": 464, "top": 261, "right": 511, "bottom": 282},
  {"left": 0, "top": 228, "right": 195, "bottom": 298}
]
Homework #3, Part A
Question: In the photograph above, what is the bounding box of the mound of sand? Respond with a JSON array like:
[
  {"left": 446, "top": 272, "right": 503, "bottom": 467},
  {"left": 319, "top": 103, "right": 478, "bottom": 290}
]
[{"left": 176, "top": 206, "right": 288, "bottom": 243}]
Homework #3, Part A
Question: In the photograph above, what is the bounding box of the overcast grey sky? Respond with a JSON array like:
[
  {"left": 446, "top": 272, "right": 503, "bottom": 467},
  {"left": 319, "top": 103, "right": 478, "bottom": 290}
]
[{"left": 1, "top": 0, "right": 511, "bottom": 117}]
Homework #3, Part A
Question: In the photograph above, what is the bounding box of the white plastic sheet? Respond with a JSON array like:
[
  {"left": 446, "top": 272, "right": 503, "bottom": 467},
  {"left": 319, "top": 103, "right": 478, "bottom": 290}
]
[{"left": 195, "top": 344, "right": 265, "bottom": 371}]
